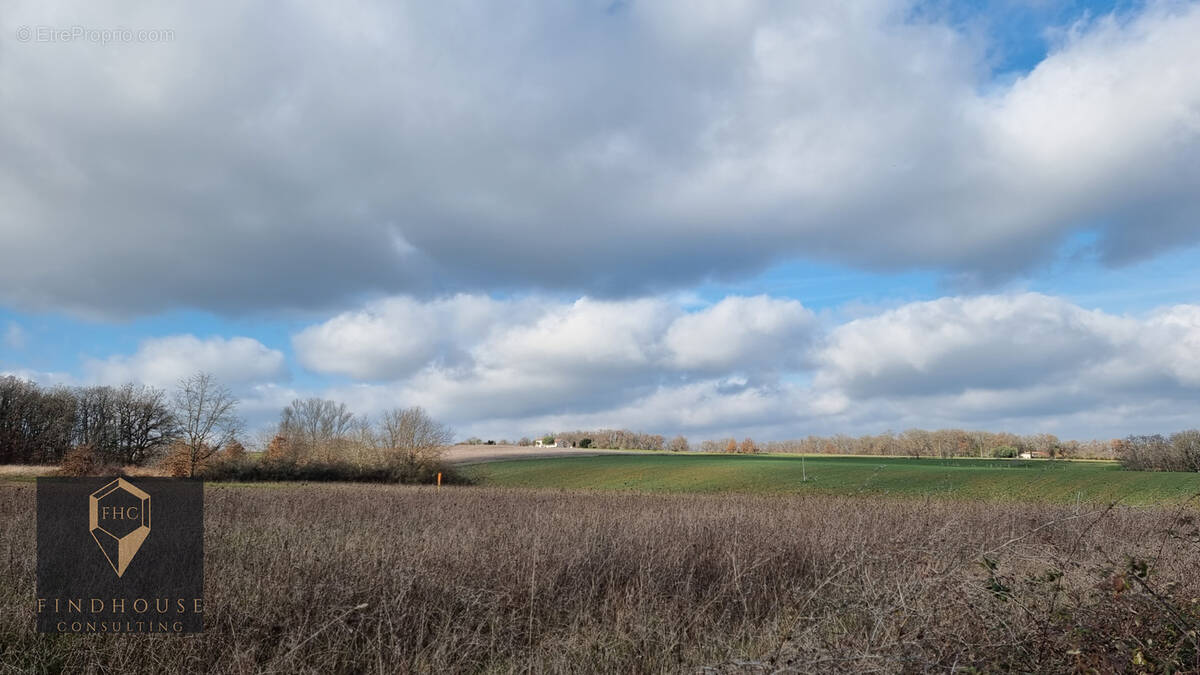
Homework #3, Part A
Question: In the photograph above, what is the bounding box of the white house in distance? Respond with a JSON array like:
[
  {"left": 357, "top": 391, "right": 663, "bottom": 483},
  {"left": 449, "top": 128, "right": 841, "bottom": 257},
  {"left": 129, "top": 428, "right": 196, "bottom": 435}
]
[{"left": 535, "top": 438, "right": 570, "bottom": 448}]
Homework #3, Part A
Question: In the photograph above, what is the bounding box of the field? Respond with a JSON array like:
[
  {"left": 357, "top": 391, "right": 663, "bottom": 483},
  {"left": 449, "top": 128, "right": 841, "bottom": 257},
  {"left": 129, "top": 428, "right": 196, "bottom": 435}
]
[
  {"left": 465, "top": 453, "right": 1200, "bottom": 505},
  {"left": 5, "top": 455, "right": 1200, "bottom": 672},
  {"left": 3, "top": 483, "right": 1200, "bottom": 673}
]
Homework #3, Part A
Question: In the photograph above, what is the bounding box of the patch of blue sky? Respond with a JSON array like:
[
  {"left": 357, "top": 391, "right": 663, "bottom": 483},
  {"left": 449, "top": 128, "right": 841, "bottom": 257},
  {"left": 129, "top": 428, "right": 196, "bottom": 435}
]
[
  {"left": 690, "top": 260, "right": 941, "bottom": 313},
  {"left": 913, "top": 0, "right": 1146, "bottom": 77},
  {"left": 689, "top": 225, "right": 1200, "bottom": 318},
  {"left": 1028, "top": 232, "right": 1200, "bottom": 314},
  {"left": 0, "top": 307, "right": 310, "bottom": 386}
]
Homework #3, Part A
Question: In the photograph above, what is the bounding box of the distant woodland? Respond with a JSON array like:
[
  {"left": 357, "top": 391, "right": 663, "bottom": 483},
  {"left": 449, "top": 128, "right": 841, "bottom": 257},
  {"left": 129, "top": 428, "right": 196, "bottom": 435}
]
[{"left": 3, "top": 375, "right": 1198, "bottom": 473}]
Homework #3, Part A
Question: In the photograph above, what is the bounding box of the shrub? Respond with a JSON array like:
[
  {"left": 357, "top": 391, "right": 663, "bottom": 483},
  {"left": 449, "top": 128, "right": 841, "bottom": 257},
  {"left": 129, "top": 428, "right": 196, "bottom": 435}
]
[
  {"left": 991, "top": 445, "right": 1018, "bottom": 458},
  {"left": 59, "top": 444, "right": 101, "bottom": 476},
  {"left": 578, "top": 438, "right": 592, "bottom": 448},
  {"left": 1115, "top": 433, "right": 1200, "bottom": 472},
  {"left": 162, "top": 441, "right": 212, "bottom": 478},
  {"left": 264, "top": 435, "right": 298, "bottom": 464},
  {"left": 223, "top": 440, "right": 247, "bottom": 462}
]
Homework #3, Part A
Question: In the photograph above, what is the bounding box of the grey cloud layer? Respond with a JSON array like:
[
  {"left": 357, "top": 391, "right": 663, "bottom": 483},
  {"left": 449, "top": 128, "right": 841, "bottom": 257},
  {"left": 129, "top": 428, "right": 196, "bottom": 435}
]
[{"left": 3, "top": 1, "right": 1199, "bottom": 314}]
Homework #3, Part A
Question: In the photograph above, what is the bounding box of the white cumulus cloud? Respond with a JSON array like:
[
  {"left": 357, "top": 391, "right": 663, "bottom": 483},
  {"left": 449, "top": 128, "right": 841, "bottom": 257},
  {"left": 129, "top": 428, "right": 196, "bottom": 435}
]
[
  {"left": 85, "top": 335, "right": 287, "bottom": 390},
  {"left": 292, "top": 291, "right": 1200, "bottom": 440}
]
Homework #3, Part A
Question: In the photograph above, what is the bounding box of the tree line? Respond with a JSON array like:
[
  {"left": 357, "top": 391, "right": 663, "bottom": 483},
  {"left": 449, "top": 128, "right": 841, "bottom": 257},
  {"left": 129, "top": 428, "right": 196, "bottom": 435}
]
[
  {"left": 1, "top": 372, "right": 244, "bottom": 476},
  {"left": 490, "top": 426, "right": 1200, "bottom": 469},
  {"left": 1, "top": 374, "right": 454, "bottom": 480},
  {"left": 1, "top": 375, "right": 178, "bottom": 465},
  {"left": 695, "top": 429, "right": 1200, "bottom": 469},
  {"left": 517, "top": 429, "right": 670, "bottom": 451},
  {"left": 514, "top": 428, "right": 1123, "bottom": 459},
  {"left": 5, "top": 372, "right": 1196, "bottom": 473},
  {"left": 1113, "top": 432, "right": 1200, "bottom": 472},
  {"left": 712, "top": 430, "right": 1120, "bottom": 460}
]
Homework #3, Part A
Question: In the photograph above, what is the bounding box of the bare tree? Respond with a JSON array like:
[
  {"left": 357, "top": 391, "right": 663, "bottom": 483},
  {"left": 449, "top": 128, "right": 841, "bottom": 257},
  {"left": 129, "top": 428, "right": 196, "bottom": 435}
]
[
  {"left": 1173, "top": 430, "right": 1200, "bottom": 472},
  {"left": 379, "top": 406, "right": 453, "bottom": 468},
  {"left": 1026, "top": 433, "right": 1061, "bottom": 458},
  {"left": 0, "top": 376, "right": 76, "bottom": 464},
  {"left": 113, "top": 382, "right": 176, "bottom": 465},
  {"left": 74, "top": 385, "right": 117, "bottom": 455},
  {"left": 348, "top": 415, "right": 382, "bottom": 467},
  {"left": 900, "top": 429, "right": 931, "bottom": 458},
  {"left": 172, "top": 372, "right": 242, "bottom": 477},
  {"left": 278, "top": 397, "right": 355, "bottom": 462},
  {"left": 667, "top": 435, "right": 689, "bottom": 453}
]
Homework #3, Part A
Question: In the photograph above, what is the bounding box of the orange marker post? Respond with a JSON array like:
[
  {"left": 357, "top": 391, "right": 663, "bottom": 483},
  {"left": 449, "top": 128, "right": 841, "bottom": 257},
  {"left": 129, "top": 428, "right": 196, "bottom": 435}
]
[{"left": 437, "top": 472, "right": 442, "bottom": 491}]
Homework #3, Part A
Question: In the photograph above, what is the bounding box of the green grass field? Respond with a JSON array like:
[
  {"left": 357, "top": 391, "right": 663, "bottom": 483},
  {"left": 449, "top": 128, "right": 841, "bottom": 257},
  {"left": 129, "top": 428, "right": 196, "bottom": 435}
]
[{"left": 464, "top": 453, "right": 1200, "bottom": 504}]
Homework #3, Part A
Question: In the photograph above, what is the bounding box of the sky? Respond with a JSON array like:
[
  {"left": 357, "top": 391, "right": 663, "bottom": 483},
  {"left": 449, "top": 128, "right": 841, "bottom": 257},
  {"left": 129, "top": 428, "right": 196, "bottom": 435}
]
[{"left": 2, "top": 0, "right": 1199, "bottom": 442}]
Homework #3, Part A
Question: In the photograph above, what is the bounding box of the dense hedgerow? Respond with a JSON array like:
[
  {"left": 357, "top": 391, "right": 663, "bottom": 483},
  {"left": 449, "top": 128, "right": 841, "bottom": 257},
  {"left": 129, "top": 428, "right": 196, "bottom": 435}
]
[
  {"left": 198, "top": 458, "right": 469, "bottom": 485},
  {"left": 1116, "top": 431, "right": 1200, "bottom": 472}
]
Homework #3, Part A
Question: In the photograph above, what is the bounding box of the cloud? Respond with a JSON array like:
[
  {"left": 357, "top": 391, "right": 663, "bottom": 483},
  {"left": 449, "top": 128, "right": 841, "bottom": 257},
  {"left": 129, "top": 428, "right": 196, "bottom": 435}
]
[
  {"left": 809, "top": 293, "right": 1200, "bottom": 437},
  {"left": 2, "top": 1, "right": 1199, "bottom": 315},
  {"left": 479, "top": 298, "right": 676, "bottom": 378},
  {"left": 17, "top": 290, "right": 1200, "bottom": 440},
  {"left": 816, "top": 294, "right": 1200, "bottom": 404},
  {"left": 815, "top": 293, "right": 1128, "bottom": 397},
  {"left": 293, "top": 294, "right": 528, "bottom": 380},
  {"left": 1138, "top": 306, "right": 1200, "bottom": 387},
  {"left": 293, "top": 294, "right": 817, "bottom": 423},
  {"left": 292, "top": 291, "right": 1200, "bottom": 440},
  {"left": 296, "top": 291, "right": 813, "bottom": 369},
  {"left": 84, "top": 335, "right": 287, "bottom": 389},
  {"left": 2, "top": 321, "right": 26, "bottom": 349},
  {"left": 0, "top": 367, "right": 78, "bottom": 387},
  {"left": 664, "top": 296, "right": 815, "bottom": 371}
]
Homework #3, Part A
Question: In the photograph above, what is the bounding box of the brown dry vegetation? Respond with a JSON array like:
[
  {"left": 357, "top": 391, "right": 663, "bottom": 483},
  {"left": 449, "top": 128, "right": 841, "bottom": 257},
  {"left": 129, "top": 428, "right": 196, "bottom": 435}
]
[
  {"left": 2, "top": 485, "right": 1200, "bottom": 673},
  {"left": 0, "top": 464, "right": 59, "bottom": 478}
]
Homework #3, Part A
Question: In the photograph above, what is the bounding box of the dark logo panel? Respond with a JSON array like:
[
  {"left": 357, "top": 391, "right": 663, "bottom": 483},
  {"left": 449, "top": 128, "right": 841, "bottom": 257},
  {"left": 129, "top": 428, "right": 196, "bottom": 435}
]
[{"left": 37, "top": 477, "right": 204, "bottom": 633}]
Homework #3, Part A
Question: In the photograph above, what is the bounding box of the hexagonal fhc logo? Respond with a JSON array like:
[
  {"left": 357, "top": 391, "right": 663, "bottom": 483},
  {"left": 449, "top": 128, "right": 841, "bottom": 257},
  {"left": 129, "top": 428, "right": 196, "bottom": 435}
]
[
  {"left": 37, "top": 477, "right": 203, "bottom": 633},
  {"left": 90, "top": 479, "right": 152, "bottom": 577}
]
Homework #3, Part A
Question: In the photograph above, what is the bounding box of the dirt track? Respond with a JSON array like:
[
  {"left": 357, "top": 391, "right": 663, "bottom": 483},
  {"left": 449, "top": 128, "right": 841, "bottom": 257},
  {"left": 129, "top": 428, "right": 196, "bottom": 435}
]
[{"left": 442, "top": 444, "right": 649, "bottom": 465}]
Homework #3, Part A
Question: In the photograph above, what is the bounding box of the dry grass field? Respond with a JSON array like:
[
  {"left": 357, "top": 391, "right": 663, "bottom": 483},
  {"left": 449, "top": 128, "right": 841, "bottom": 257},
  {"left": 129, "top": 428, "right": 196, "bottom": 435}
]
[
  {"left": 0, "top": 465, "right": 59, "bottom": 478},
  {"left": 3, "top": 483, "right": 1200, "bottom": 673},
  {"left": 0, "top": 464, "right": 167, "bottom": 480}
]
